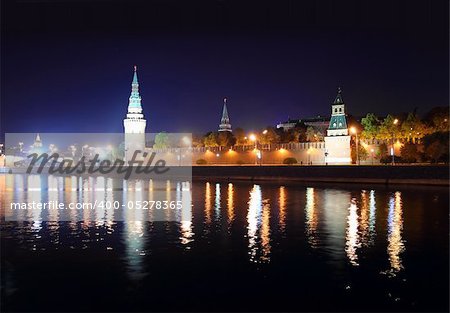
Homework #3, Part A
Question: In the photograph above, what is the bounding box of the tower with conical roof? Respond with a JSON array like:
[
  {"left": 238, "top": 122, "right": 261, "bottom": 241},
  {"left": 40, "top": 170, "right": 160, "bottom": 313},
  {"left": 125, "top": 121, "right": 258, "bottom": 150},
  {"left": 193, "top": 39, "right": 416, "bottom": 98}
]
[
  {"left": 327, "top": 87, "right": 348, "bottom": 136},
  {"left": 218, "top": 98, "right": 232, "bottom": 132},
  {"left": 124, "top": 66, "right": 147, "bottom": 162},
  {"left": 324, "top": 87, "right": 351, "bottom": 164},
  {"left": 33, "top": 133, "right": 43, "bottom": 148}
]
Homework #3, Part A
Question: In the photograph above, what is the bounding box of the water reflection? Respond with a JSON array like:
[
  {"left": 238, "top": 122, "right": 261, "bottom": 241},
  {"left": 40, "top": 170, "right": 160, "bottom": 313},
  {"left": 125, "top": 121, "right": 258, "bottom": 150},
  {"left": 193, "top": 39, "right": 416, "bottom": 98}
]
[
  {"left": 0, "top": 175, "right": 420, "bottom": 294},
  {"left": 180, "top": 182, "right": 194, "bottom": 247},
  {"left": 227, "top": 183, "right": 235, "bottom": 227},
  {"left": 305, "top": 187, "right": 318, "bottom": 247},
  {"left": 247, "top": 185, "right": 271, "bottom": 263},
  {"left": 368, "top": 190, "right": 377, "bottom": 245},
  {"left": 204, "top": 182, "right": 212, "bottom": 225},
  {"left": 214, "top": 183, "right": 221, "bottom": 221},
  {"left": 387, "top": 191, "right": 405, "bottom": 273},
  {"left": 345, "top": 198, "right": 360, "bottom": 266},
  {"left": 278, "top": 186, "right": 286, "bottom": 234},
  {"left": 123, "top": 179, "right": 147, "bottom": 281}
]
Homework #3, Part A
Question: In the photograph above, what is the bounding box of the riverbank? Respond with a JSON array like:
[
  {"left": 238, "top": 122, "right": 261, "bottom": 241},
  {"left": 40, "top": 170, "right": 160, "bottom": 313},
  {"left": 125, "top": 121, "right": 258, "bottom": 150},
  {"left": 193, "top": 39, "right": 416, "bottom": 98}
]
[{"left": 192, "top": 165, "right": 449, "bottom": 186}]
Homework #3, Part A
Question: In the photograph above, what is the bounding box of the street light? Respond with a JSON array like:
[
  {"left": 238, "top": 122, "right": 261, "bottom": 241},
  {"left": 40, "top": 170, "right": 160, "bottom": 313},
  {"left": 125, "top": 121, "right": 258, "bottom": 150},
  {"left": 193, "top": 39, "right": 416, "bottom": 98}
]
[
  {"left": 350, "top": 127, "right": 359, "bottom": 165},
  {"left": 249, "top": 134, "right": 259, "bottom": 165},
  {"left": 392, "top": 119, "right": 399, "bottom": 165},
  {"left": 370, "top": 148, "right": 374, "bottom": 165}
]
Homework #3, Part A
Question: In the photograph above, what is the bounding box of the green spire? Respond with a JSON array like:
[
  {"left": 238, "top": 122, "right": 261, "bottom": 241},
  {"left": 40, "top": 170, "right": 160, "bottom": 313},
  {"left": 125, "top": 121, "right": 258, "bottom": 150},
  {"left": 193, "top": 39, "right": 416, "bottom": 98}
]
[
  {"left": 128, "top": 65, "right": 142, "bottom": 109},
  {"left": 132, "top": 65, "right": 138, "bottom": 84}
]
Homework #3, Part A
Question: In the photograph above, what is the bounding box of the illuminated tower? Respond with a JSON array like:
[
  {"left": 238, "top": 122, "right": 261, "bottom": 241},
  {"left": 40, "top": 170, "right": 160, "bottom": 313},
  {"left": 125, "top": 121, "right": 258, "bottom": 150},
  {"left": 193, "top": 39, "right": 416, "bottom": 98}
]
[
  {"left": 326, "top": 87, "right": 348, "bottom": 136},
  {"left": 124, "top": 66, "right": 147, "bottom": 163},
  {"left": 218, "top": 98, "right": 232, "bottom": 132},
  {"left": 324, "top": 87, "right": 351, "bottom": 164},
  {"left": 33, "top": 133, "right": 43, "bottom": 148}
]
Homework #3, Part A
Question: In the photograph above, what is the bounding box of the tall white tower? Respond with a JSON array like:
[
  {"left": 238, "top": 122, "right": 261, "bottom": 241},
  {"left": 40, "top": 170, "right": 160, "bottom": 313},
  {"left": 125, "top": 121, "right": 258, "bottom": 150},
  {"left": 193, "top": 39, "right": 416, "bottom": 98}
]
[
  {"left": 124, "top": 66, "right": 147, "bottom": 163},
  {"left": 324, "top": 87, "right": 351, "bottom": 164}
]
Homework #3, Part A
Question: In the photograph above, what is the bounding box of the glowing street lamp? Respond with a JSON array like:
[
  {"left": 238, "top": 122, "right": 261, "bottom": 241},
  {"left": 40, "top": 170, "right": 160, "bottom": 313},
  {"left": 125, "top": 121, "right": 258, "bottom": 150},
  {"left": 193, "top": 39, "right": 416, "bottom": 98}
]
[
  {"left": 262, "top": 129, "right": 268, "bottom": 135},
  {"left": 350, "top": 127, "right": 359, "bottom": 165},
  {"left": 249, "top": 134, "right": 259, "bottom": 165},
  {"left": 370, "top": 148, "right": 375, "bottom": 165},
  {"left": 392, "top": 119, "right": 399, "bottom": 165}
]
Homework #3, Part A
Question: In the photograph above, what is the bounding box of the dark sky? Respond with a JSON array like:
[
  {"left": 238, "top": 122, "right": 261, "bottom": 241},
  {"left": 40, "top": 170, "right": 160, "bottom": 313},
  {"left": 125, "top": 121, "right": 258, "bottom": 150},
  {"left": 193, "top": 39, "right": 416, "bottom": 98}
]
[{"left": 1, "top": 0, "right": 448, "bottom": 137}]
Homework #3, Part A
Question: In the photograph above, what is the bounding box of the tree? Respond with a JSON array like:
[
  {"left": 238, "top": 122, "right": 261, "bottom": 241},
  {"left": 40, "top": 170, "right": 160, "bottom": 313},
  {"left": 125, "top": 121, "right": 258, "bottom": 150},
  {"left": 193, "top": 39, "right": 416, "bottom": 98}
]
[
  {"left": 305, "top": 126, "right": 324, "bottom": 142},
  {"left": 361, "top": 113, "right": 380, "bottom": 140},
  {"left": 400, "top": 112, "right": 427, "bottom": 143},
  {"left": 260, "top": 127, "right": 280, "bottom": 145},
  {"left": 423, "top": 106, "right": 449, "bottom": 133},
  {"left": 203, "top": 132, "right": 219, "bottom": 147},
  {"left": 153, "top": 132, "right": 170, "bottom": 149},
  {"left": 192, "top": 133, "right": 204, "bottom": 147},
  {"left": 351, "top": 140, "right": 368, "bottom": 163},
  {"left": 234, "top": 127, "right": 247, "bottom": 145},
  {"left": 400, "top": 142, "right": 420, "bottom": 163},
  {"left": 217, "top": 131, "right": 236, "bottom": 147},
  {"left": 378, "top": 115, "right": 401, "bottom": 141},
  {"left": 423, "top": 131, "right": 449, "bottom": 163},
  {"left": 376, "top": 143, "right": 388, "bottom": 158}
]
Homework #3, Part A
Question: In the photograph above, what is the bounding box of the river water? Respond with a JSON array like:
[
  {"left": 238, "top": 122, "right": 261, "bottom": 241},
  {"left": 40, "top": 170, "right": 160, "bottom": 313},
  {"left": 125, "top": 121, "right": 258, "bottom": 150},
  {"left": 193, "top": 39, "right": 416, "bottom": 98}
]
[{"left": 0, "top": 175, "right": 448, "bottom": 311}]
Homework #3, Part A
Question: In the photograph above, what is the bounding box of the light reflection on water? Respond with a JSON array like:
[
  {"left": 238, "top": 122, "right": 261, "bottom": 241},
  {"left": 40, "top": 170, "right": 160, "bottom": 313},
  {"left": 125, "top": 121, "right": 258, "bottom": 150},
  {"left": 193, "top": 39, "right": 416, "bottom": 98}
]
[
  {"left": 1, "top": 175, "right": 409, "bottom": 271},
  {"left": 0, "top": 174, "right": 447, "bottom": 311},
  {"left": 387, "top": 191, "right": 404, "bottom": 273}
]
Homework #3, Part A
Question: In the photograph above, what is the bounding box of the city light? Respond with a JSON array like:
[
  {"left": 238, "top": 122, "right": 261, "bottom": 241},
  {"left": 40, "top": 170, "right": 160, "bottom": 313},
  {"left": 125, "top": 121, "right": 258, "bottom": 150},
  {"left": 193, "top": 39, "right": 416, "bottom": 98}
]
[
  {"left": 350, "top": 127, "right": 357, "bottom": 134},
  {"left": 182, "top": 136, "right": 191, "bottom": 145},
  {"left": 249, "top": 134, "right": 256, "bottom": 142},
  {"left": 262, "top": 129, "right": 268, "bottom": 135}
]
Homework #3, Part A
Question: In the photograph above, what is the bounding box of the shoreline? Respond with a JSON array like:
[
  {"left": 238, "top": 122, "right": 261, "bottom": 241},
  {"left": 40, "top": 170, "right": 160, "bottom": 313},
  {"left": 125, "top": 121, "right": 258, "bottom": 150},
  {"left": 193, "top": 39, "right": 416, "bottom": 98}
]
[
  {"left": 1, "top": 165, "right": 448, "bottom": 186},
  {"left": 192, "top": 165, "right": 449, "bottom": 186}
]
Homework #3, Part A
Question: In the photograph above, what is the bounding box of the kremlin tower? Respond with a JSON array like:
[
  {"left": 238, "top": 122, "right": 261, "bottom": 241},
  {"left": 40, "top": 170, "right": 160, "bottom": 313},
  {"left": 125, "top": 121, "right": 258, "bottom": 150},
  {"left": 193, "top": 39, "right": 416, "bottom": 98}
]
[
  {"left": 218, "top": 98, "right": 232, "bottom": 132},
  {"left": 124, "top": 66, "right": 147, "bottom": 163}
]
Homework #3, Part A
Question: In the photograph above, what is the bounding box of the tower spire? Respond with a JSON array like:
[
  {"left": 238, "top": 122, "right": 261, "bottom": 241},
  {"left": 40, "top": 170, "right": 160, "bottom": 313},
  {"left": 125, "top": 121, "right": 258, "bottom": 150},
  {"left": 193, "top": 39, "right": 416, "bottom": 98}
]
[
  {"left": 218, "top": 97, "right": 232, "bottom": 132},
  {"left": 128, "top": 65, "right": 142, "bottom": 110},
  {"left": 132, "top": 65, "right": 138, "bottom": 84},
  {"left": 333, "top": 87, "right": 344, "bottom": 104}
]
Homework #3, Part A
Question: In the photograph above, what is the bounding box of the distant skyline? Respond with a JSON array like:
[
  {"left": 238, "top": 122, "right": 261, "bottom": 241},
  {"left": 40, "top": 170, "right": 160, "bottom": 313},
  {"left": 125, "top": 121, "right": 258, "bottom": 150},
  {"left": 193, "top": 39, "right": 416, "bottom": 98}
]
[{"left": 1, "top": 0, "right": 448, "bottom": 138}]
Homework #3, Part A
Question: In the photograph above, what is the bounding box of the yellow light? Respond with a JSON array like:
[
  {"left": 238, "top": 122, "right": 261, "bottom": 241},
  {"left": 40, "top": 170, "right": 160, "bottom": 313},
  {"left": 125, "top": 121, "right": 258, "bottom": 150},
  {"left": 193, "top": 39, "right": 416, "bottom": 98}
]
[
  {"left": 370, "top": 148, "right": 374, "bottom": 152},
  {"left": 394, "top": 119, "right": 399, "bottom": 125},
  {"left": 262, "top": 129, "right": 268, "bottom": 135},
  {"left": 350, "top": 127, "right": 357, "bottom": 134},
  {"left": 249, "top": 134, "right": 256, "bottom": 141},
  {"left": 278, "top": 148, "right": 286, "bottom": 153}
]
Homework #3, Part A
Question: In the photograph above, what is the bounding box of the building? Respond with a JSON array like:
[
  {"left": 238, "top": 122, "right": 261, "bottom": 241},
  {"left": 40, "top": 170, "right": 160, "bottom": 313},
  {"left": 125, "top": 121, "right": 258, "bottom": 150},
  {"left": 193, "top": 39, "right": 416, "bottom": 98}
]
[
  {"left": 123, "top": 66, "right": 147, "bottom": 162},
  {"left": 218, "top": 98, "right": 232, "bottom": 132},
  {"left": 276, "top": 116, "right": 329, "bottom": 131},
  {"left": 324, "top": 88, "right": 351, "bottom": 164}
]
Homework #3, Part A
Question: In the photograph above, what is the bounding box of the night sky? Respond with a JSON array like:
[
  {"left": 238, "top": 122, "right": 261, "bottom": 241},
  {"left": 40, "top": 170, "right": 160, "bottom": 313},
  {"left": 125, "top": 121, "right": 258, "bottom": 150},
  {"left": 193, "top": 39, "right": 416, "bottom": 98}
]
[{"left": 1, "top": 0, "right": 448, "bottom": 138}]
